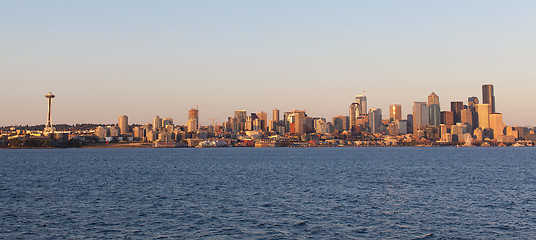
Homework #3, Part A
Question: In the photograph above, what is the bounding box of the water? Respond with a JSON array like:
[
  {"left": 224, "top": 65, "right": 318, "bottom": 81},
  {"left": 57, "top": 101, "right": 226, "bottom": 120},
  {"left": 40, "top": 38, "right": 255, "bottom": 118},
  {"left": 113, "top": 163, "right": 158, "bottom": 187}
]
[{"left": 1, "top": 147, "right": 536, "bottom": 239}]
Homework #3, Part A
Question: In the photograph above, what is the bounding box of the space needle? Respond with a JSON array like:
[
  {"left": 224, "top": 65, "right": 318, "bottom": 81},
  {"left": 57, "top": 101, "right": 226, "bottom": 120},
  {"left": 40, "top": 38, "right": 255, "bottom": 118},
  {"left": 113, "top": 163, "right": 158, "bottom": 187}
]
[{"left": 45, "top": 92, "right": 55, "bottom": 133}]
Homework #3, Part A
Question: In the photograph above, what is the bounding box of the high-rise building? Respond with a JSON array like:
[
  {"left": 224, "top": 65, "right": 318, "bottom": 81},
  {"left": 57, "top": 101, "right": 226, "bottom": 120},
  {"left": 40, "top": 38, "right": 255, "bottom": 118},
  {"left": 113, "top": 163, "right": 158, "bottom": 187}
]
[
  {"left": 427, "top": 93, "right": 440, "bottom": 126},
  {"left": 234, "top": 110, "right": 247, "bottom": 122},
  {"left": 187, "top": 109, "right": 199, "bottom": 132},
  {"left": 476, "top": 104, "right": 491, "bottom": 129},
  {"left": 153, "top": 116, "right": 163, "bottom": 130},
  {"left": 427, "top": 92, "right": 439, "bottom": 105},
  {"left": 163, "top": 118, "right": 174, "bottom": 127},
  {"left": 468, "top": 96, "right": 479, "bottom": 129},
  {"left": 440, "top": 111, "right": 454, "bottom": 128},
  {"left": 355, "top": 95, "right": 367, "bottom": 116},
  {"left": 118, "top": 115, "right": 128, "bottom": 135},
  {"left": 273, "top": 109, "right": 279, "bottom": 122},
  {"left": 389, "top": 104, "right": 402, "bottom": 122},
  {"left": 468, "top": 96, "right": 479, "bottom": 111},
  {"left": 257, "top": 111, "right": 267, "bottom": 130},
  {"left": 369, "top": 108, "right": 382, "bottom": 134},
  {"left": 288, "top": 110, "right": 306, "bottom": 134},
  {"left": 489, "top": 113, "right": 504, "bottom": 139},
  {"left": 460, "top": 109, "right": 473, "bottom": 132},
  {"left": 332, "top": 115, "right": 349, "bottom": 132},
  {"left": 451, "top": 101, "right": 463, "bottom": 123},
  {"left": 413, "top": 102, "right": 429, "bottom": 133},
  {"left": 482, "top": 84, "right": 496, "bottom": 113}
]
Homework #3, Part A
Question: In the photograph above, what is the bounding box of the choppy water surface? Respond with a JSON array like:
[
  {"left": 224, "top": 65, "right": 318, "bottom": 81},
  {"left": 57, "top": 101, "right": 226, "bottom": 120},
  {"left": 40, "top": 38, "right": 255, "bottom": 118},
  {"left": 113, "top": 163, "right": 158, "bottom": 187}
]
[{"left": 1, "top": 147, "right": 536, "bottom": 239}]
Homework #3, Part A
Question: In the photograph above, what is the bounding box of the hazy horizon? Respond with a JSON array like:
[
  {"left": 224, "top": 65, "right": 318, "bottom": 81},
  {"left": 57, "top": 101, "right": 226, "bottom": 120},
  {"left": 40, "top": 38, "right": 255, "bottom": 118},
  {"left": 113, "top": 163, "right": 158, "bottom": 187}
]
[{"left": 1, "top": 1, "right": 534, "bottom": 127}]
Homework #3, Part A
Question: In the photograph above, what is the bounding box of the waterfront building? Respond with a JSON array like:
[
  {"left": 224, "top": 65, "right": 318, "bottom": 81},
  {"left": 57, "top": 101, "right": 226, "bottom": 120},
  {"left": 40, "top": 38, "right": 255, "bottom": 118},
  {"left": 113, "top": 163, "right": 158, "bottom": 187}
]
[
  {"left": 451, "top": 123, "right": 468, "bottom": 142},
  {"left": 95, "top": 126, "right": 107, "bottom": 139},
  {"left": 109, "top": 126, "right": 120, "bottom": 137},
  {"left": 476, "top": 104, "right": 491, "bottom": 129},
  {"left": 489, "top": 113, "right": 504, "bottom": 139},
  {"left": 427, "top": 93, "right": 440, "bottom": 126},
  {"left": 473, "top": 128, "right": 483, "bottom": 142},
  {"left": 482, "top": 84, "right": 496, "bottom": 113},
  {"left": 132, "top": 126, "right": 144, "bottom": 139},
  {"left": 451, "top": 101, "right": 463, "bottom": 123},
  {"left": 389, "top": 104, "right": 402, "bottom": 122},
  {"left": 413, "top": 102, "right": 429, "bottom": 133},
  {"left": 118, "top": 115, "right": 129, "bottom": 135},
  {"left": 369, "top": 108, "right": 382, "bottom": 134},
  {"left": 153, "top": 116, "right": 163, "bottom": 130}
]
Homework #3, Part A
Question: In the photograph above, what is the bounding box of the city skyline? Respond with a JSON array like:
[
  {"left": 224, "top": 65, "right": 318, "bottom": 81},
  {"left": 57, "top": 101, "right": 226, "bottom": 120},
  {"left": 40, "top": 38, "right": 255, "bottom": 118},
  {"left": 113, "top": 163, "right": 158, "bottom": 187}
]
[
  {"left": 1, "top": 1, "right": 534, "bottom": 126},
  {"left": 0, "top": 82, "right": 534, "bottom": 128}
]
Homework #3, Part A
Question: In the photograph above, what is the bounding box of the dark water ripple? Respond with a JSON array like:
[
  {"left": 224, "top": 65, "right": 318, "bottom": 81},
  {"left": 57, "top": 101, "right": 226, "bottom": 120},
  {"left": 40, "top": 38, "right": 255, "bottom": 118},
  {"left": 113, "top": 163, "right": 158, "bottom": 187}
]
[{"left": 1, "top": 147, "right": 536, "bottom": 239}]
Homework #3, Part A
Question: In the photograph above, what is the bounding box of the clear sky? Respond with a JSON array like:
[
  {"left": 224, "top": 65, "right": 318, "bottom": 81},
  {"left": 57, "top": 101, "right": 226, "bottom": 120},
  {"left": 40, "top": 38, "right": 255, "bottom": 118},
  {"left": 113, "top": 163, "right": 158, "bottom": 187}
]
[{"left": 1, "top": 1, "right": 535, "bottom": 127}]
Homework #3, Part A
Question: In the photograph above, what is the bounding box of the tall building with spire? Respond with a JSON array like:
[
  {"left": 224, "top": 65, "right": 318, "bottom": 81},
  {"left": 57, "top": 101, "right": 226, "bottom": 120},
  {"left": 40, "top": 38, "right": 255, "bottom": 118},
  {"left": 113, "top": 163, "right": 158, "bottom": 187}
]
[{"left": 482, "top": 84, "right": 495, "bottom": 113}]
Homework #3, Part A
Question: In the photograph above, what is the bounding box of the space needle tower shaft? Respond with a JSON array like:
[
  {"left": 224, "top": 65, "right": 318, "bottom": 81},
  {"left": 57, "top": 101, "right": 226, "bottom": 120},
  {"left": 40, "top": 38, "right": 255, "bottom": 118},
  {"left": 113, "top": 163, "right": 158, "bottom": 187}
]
[{"left": 45, "top": 92, "right": 55, "bottom": 130}]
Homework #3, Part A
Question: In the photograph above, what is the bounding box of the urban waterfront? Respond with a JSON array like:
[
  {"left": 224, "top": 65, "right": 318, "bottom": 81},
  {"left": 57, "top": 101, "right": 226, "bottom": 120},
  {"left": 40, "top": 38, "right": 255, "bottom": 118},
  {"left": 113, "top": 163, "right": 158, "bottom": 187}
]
[{"left": 2, "top": 147, "right": 536, "bottom": 239}]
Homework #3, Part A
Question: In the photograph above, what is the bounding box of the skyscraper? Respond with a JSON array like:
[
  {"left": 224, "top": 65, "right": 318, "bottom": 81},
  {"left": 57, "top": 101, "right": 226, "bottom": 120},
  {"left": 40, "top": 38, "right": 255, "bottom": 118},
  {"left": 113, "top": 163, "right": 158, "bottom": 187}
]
[
  {"left": 355, "top": 95, "right": 367, "bottom": 116},
  {"left": 427, "top": 92, "right": 439, "bottom": 105},
  {"left": 413, "top": 102, "right": 429, "bottom": 133},
  {"left": 389, "top": 104, "right": 402, "bottom": 122},
  {"left": 118, "top": 115, "right": 128, "bottom": 135},
  {"left": 460, "top": 109, "right": 473, "bottom": 132},
  {"left": 257, "top": 111, "right": 268, "bottom": 130},
  {"left": 482, "top": 84, "right": 495, "bottom": 113},
  {"left": 288, "top": 110, "right": 306, "bottom": 134},
  {"left": 332, "top": 115, "right": 349, "bottom": 132},
  {"left": 187, "top": 109, "right": 199, "bottom": 132},
  {"left": 272, "top": 109, "right": 279, "bottom": 122},
  {"left": 349, "top": 94, "right": 367, "bottom": 132},
  {"left": 476, "top": 104, "right": 491, "bottom": 129},
  {"left": 369, "top": 108, "right": 382, "bottom": 134},
  {"left": 163, "top": 118, "right": 174, "bottom": 127},
  {"left": 153, "top": 116, "right": 163, "bottom": 130},
  {"left": 468, "top": 96, "right": 479, "bottom": 111},
  {"left": 234, "top": 110, "right": 247, "bottom": 122},
  {"left": 489, "top": 113, "right": 504, "bottom": 139},
  {"left": 427, "top": 92, "right": 440, "bottom": 126},
  {"left": 451, "top": 101, "right": 463, "bottom": 123}
]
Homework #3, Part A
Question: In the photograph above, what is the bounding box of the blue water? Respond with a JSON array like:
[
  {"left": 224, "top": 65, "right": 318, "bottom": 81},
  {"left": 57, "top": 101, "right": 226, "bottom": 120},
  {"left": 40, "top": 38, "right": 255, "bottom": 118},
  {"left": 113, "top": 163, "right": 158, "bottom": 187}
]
[{"left": 1, "top": 147, "right": 536, "bottom": 239}]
